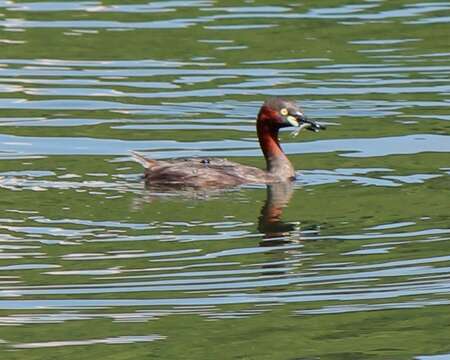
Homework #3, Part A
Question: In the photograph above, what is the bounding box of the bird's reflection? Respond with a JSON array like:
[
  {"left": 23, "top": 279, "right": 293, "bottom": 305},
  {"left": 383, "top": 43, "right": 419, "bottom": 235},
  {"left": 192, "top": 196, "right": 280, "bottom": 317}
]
[
  {"left": 257, "top": 181, "right": 300, "bottom": 246},
  {"left": 132, "top": 179, "right": 310, "bottom": 247},
  {"left": 132, "top": 180, "right": 314, "bottom": 281}
]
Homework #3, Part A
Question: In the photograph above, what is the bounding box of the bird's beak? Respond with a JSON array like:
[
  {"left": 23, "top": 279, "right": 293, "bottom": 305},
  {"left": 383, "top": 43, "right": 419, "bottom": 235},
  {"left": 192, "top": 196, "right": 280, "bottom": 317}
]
[{"left": 286, "top": 111, "right": 325, "bottom": 132}]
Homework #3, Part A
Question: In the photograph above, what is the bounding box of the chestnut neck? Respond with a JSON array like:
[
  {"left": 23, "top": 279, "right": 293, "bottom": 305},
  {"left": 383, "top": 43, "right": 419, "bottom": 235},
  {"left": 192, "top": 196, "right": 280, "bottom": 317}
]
[{"left": 257, "top": 117, "right": 295, "bottom": 180}]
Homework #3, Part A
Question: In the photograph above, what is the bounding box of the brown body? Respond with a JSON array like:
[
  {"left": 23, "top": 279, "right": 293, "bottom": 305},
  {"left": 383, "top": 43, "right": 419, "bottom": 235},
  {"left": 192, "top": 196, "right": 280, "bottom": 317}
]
[
  {"left": 132, "top": 98, "right": 324, "bottom": 189},
  {"left": 132, "top": 156, "right": 272, "bottom": 188}
]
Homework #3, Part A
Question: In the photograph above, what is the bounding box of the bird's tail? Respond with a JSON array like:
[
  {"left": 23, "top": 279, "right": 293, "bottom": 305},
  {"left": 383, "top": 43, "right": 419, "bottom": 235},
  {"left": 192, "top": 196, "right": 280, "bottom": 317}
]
[{"left": 130, "top": 151, "right": 158, "bottom": 169}]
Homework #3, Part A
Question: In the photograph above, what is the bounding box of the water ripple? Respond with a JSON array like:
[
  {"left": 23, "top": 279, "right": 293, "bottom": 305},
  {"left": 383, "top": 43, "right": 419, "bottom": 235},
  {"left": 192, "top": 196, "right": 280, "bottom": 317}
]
[{"left": 0, "top": 1, "right": 449, "bottom": 357}]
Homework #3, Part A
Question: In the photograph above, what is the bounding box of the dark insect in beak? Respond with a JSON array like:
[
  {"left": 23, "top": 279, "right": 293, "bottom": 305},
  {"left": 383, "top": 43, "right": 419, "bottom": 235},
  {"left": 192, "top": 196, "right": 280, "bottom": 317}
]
[{"left": 287, "top": 111, "right": 326, "bottom": 135}]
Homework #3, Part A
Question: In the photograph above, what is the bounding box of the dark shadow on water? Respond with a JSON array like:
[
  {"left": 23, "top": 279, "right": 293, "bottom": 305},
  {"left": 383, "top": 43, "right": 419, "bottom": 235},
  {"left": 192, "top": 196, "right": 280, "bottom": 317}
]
[
  {"left": 133, "top": 180, "right": 319, "bottom": 247},
  {"left": 258, "top": 181, "right": 299, "bottom": 246},
  {"left": 258, "top": 181, "right": 320, "bottom": 245}
]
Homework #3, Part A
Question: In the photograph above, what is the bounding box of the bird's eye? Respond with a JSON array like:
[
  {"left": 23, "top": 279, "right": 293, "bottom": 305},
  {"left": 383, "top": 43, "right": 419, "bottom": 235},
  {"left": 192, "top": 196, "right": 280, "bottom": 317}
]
[{"left": 280, "top": 108, "right": 288, "bottom": 116}]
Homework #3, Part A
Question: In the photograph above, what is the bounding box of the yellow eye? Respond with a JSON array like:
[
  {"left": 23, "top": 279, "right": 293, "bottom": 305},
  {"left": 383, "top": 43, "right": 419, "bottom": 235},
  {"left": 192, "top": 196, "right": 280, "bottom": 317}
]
[{"left": 280, "top": 108, "right": 288, "bottom": 116}]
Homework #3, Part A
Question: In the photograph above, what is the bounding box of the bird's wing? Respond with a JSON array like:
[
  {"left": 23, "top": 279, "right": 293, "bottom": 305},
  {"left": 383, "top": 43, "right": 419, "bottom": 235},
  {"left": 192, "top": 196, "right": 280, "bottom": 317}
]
[{"left": 130, "top": 151, "right": 159, "bottom": 169}]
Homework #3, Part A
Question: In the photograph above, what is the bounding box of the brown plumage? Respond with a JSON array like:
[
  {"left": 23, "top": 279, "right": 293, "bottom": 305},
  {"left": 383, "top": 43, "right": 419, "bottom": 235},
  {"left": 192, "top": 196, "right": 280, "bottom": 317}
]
[{"left": 132, "top": 98, "right": 325, "bottom": 189}]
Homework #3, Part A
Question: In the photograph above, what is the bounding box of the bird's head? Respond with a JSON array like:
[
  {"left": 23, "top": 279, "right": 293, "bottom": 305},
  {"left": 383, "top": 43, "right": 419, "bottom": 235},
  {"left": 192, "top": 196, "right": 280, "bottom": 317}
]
[{"left": 257, "top": 97, "right": 325, "bottom": 133}]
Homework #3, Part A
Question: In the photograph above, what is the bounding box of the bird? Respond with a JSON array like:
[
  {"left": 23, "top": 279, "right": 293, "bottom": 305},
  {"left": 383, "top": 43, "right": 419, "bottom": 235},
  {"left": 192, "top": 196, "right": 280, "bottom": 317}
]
[{"left": 131, "top": 97, "right": 325, "bottom": 189}]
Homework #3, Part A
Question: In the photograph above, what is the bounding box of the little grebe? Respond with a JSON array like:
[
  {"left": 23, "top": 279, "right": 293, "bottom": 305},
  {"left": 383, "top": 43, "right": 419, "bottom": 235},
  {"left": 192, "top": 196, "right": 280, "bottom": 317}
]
[{"left": 132, "top": 98, "right": 324, "bottom": 188}]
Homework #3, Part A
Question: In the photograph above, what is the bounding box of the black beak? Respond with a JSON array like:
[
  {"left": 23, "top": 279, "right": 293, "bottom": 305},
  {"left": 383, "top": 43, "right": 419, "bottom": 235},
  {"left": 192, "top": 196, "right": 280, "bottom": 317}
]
[{"left": 292, "top": 111, "right": 325, "bottom": 132}]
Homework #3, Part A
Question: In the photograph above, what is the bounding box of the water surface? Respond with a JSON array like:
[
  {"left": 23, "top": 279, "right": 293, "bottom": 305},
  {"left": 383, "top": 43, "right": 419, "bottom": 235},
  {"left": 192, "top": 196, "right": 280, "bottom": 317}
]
[{"left": 0, "top": 1, "right": 449, "bottom": 359}]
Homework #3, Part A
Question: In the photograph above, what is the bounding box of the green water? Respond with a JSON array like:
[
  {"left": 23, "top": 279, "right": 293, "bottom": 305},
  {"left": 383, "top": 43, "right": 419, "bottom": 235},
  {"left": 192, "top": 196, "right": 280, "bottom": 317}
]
[{"left": 0, "top": 0, "right": 449, "bottom": 358}]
